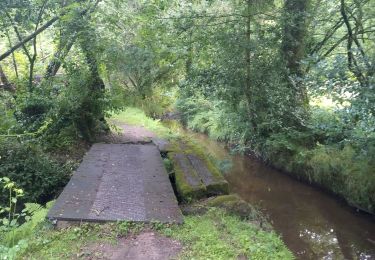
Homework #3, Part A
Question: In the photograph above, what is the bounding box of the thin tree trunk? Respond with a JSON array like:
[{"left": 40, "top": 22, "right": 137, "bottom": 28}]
[
  {"left": 44, "top": 35, "right": 77, "bottom": 79},
  {"left": 282, "top": 0, "right": 309, "bottom": 76},
  {"left": 245, "top": 0, "right": 251, "bottom": 95},
  {"left": 5, "top": 30, "right": 19, "bottom": 79},
  {"left": 186, "top": 30, "right": 193, "bottom": 75},
  {"left": 0, "top": 65, "right": 15, "bottom": 92},
  {"left": 340, "top": 0, "right": 370, "bottom": 87},
  {"left": 244, "top": 0, "right": 256, "bottom": 129},
  {"left": 0, "top": 0, "right": 102, "bottom": 62},
  {"left": 43, "top": 0, "right": 101, "bottom": 79}
]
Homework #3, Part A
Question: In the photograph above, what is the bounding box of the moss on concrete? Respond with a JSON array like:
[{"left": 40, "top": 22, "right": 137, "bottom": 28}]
[
  {"left": 168, "top": 139, "right": 229, "bottom": 201},
  {"left": 169, "top": 152, "right": 207, "bottom": 202}
]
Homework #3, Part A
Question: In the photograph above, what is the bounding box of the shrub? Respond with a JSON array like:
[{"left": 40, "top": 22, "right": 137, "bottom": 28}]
[
  {"left": 308, "top": 144, "right": 375, "bottom": 212},
  {"left": 0, "top": 92, "right": 17, "bottom": 135},
  {"left": 0, "top": 139, "right": 71, "bottom": 204},
  {"left": 0, "top": 178, "right": 52, "bottom": 260}
]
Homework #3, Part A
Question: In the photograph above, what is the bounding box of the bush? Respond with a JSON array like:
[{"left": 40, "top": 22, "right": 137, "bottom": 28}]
[
  {"left": 14, "top": 93, "right": 53, "bottom": 133},
  {"left": 176, "top": 96, "right": 252, "bottom": 150},
  {"left": 40, "top": 67, "right": 110, "bottom": 144},
  {"left": 0, "top": 92, "right": 17, "bottom": 135},
  {"left": 0, "top": 139, "right": 71, "bottom": 204},
  {"left": 307, "top": 144, "right": 375, "bottom": 212}
]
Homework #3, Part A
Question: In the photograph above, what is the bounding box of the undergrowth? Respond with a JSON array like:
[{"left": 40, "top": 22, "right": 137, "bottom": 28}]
[{"left": 0, "top": 139, "right": 74, "bottom": 205}]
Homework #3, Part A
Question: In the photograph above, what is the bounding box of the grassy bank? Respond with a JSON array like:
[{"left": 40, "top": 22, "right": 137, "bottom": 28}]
[{"left": 176, "top": 98, "right": 375, "bottom": 214}]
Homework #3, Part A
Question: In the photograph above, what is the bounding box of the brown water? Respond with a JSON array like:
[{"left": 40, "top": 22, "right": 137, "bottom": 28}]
[{"left": 188, "top": 131, "right": 375, "bottom": 260}]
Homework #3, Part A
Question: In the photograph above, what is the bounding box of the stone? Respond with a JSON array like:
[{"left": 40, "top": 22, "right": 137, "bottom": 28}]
[
  {"left": 169, "top": 152, "right": 207, "bottom": 202},
  {"left": 187, "top": 154, "right": 229, "bottom": 196},
  {"left": 48, "top": 144, "right": 183, "bottom": 224}
]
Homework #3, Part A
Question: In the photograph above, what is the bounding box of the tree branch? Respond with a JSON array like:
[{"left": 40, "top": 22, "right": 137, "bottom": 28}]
[{"left": 0, "top": 16, "right": 59, "bottom": 62}]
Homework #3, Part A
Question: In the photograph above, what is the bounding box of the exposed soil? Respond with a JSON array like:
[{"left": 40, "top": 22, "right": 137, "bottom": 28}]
[{"left": 81, "top": 231, "right": 182, "bottom": 260}]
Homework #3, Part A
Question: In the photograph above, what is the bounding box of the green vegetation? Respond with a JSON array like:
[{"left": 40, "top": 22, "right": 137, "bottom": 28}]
[
  {"left": 0, "top": 0, "right": 374, "bottom": 258},
  {"left": 0, "top": 139, "right": 73, "bottom": 204},
  {"left": 0, "top": 108, "right": 293, "bottom": 259},
  {"left": 206, "top": 195, "right": 263, "bottom": 220},
  {"left": 1, "top": 0, "right": 373, "bottom": 212},
  {"left": 1, "top": 200, "right": 292, "bottom": 260},
  {"left": 170, "top": 1, "right": 375, "bottom": 213},
  {"left": 178, "top": 97, "right": 375, "bottom": 212},
  {"left": 110, "top": 108, "right": 176, "bottom": 138},
  {"left": 168, "top": 208, "right": 293, "bottom": 260}
]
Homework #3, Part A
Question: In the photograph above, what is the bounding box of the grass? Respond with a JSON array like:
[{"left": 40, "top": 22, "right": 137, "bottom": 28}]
[
  {"left": 166, "top": 208, "right": 293, "bottom": 260},
  {"left": 110, "top": 107, "right": 182, "bottom": 138},
  {"left": 2, "top": 204, "right": 146, "bottom": 259},
  {"left": 14, "top": 208, "right": 293, "bottom": 260}
]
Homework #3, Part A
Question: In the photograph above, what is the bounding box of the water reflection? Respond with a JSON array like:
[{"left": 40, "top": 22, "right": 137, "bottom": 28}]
[{"left": 187, "top": 131, "right": 375, "bottom": 259}]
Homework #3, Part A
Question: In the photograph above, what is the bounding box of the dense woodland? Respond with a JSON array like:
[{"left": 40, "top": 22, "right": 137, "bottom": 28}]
[{"left": 0, "top": 0, "right": 374, "bottom": 257}]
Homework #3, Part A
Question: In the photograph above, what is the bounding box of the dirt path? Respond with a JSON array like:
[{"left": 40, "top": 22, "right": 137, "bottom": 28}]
[
  {"left": 82, "top": 231, "right": 182, "bottom": 260},
  {"left": 98, "top": 121, "right": 156, "bottom": 144}
]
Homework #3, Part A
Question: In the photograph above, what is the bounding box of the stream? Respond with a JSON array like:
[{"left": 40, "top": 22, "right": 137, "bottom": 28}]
[{"left": 186, "top": 131, "right": 375, "bottom": 259}]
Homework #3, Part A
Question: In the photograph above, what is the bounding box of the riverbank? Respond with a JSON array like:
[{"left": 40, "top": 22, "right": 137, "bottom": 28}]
[
  {"left": 0, "top": 108, "right": 293, "bottom": 259},
  {"left": 175, "top": 102, "right": 375, "bottom": 215}
]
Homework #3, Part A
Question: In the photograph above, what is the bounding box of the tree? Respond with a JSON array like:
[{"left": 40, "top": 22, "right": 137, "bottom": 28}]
[
  {"left": 281, "top": 0, "right": 311, "bottom": 107},
  {"left": 0, "top": 64, "right": 15, "bottom": 92}
]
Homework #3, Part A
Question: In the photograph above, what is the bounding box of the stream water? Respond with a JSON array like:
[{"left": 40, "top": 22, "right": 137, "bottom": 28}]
[{"left": 187, "top": 131, "right": 375, "bottom": 259}]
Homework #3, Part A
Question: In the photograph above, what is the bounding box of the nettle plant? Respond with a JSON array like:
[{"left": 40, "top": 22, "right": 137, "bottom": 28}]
[{"left": 0, "top": 177, "right": 25, "bottom": 234}]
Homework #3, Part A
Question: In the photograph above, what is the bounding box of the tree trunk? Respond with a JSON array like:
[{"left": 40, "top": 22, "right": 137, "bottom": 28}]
[
  {"left": 281, "top": 0, "right": 310, "bottom": 106},
  {"left": 0, "top": 16, "right": 59, "bottom": 62},
  {"left": 282, "top": 0, "right": 309, "bottom": 76},
  {"left": 244, "top": 0, "right": 257, "bottom": 129},
  {"left": 186, "top": 30, "right": 193, "bottom": 75},
  {"left": 5, "top": 30, "right": 19, "bottom": 79},
  {"left": 44, "top": 35, "right": 77, "bottom": 79},
  {"left": 245, "top": 0, "right": 251, "bottom": 94},
  {"left": 79, "top": 30, "right": 105, "bottom": 84},
  {"left": 0, "top": 65, "right": 16, "bottom": 92},
  {"left": 76, "top": 27, "right": 107, "bottom": 141},
  {"left": 340, "top": 0, "right": 370, "bottom": 88},
  {"left": 0, "top": 0, "right": 101, "bottom": 62}
]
